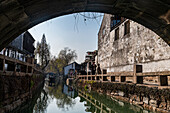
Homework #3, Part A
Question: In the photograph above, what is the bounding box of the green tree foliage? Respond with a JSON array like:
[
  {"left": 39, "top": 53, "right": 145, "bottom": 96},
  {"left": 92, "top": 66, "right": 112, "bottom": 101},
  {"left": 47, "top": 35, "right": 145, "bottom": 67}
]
[
  {"left": 35, "top": 34, "right": 50, "bottom": 69},
  {"left": 48, "top": 81, "right": 76, "bottom": 111},
  {"left": 47, "top": 47, "right": 77, "bottom": 75},
  {"left": 33, "top": 90, "right": 49, "bottom": 113},
  {"left": 58, "top": 47, "right": 77, "bottom": 65},
  {"left": 47, "top": 57, "right": 66, "bottom": 74}
]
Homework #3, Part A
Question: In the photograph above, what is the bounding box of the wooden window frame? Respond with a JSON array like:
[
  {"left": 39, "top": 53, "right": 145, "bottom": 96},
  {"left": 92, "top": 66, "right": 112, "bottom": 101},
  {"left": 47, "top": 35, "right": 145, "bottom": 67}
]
[
  {"left": 115, "top": 28, "right": 119, "bottom": 41},
  {"left": 124, "top": 20, "right": 130, "bottom": 36}
]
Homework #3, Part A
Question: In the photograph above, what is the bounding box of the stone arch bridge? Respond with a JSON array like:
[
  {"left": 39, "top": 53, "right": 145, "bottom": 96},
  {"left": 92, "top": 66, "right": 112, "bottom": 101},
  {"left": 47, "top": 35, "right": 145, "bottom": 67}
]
[{"left": 0, "top": 0, "right": 170, "bottom": 50}]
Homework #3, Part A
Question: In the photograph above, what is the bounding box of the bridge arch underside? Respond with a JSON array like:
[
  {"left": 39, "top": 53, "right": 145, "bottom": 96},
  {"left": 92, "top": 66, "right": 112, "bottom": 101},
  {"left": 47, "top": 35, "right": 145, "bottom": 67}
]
[{"left": 0, "top": 0, "right": 170, "bottom": 50}]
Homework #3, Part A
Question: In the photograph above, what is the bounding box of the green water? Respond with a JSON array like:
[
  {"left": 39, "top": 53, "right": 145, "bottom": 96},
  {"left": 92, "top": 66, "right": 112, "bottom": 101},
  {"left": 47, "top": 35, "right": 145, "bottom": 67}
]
[{"left": 12, "top": 82, "right": 154, "bottom": 113}]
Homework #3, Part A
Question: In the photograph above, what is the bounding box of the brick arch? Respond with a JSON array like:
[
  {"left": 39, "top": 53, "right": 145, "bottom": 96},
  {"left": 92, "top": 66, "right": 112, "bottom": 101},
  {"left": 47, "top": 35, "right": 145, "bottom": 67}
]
[{"left": 0, "top": 0, "right": 169, "bottom": 50}]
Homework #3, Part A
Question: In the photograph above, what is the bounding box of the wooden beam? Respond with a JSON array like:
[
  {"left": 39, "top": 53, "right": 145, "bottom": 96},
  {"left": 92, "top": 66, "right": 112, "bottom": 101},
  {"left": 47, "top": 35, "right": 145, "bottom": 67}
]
[{"left": 136, "top": 71, "right": 170, "bottom": 76}]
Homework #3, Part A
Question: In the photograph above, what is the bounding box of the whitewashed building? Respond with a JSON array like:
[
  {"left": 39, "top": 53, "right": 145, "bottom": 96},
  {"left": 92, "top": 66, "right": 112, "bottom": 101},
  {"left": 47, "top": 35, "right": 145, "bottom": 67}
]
[
  {"left": 63, "top": 62, "right": 80, "bottom": 77},
  {"left": 97, "top": 14, "right": 170, "bottom": 85}
]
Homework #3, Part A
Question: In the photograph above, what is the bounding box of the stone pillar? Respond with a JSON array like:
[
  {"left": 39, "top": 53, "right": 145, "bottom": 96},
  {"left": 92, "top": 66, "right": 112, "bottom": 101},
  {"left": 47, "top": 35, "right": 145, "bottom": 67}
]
[
  {"left": 108, "top": 76, "right": 111, "bottom": 82},
  {"left": 101, "top": 75, "right": 103, "bottom": 82},
  {"left": 133, "top": 64, "right": 137, "bottom": 84},
  {"left": 119, "top": 76, "right": 121, "bottom": 82},
  {"left": 158, "top": 75, "right": 168, "bottom": 86}
]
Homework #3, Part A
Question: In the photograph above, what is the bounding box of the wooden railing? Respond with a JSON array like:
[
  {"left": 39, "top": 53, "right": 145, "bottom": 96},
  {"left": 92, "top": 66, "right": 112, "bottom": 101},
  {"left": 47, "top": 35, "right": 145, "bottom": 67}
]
[
  {"left": 0, "top": 54, "right": 42, "bottom": 76},
  {"left": 77, "top": 70, "right": 170, "bottom": 87}
]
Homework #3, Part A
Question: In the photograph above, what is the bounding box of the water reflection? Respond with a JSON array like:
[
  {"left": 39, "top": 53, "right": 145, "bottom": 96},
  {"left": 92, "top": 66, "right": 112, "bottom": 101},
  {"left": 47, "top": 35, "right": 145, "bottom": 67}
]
[
  {"left": 33, "top": 90, "right": 49, "bottom": 113},
  {"left": 47, "top": 83, "right": 77, "bottom": 111},
  {"left": 9, "top": 85, "right": 47, "bottom": 113},
  {"left": 10, "top": 80, "right": 154, "bottom": 113},
  {"left": 78, "top": 90, "right": 152, "bottom": 113}
]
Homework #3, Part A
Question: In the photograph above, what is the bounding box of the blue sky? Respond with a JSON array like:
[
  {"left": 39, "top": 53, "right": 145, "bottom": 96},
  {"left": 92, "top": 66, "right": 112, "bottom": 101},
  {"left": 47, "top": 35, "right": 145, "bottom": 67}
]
[{"left": 28, "top": 13, "right": 103, "bottom": 63}]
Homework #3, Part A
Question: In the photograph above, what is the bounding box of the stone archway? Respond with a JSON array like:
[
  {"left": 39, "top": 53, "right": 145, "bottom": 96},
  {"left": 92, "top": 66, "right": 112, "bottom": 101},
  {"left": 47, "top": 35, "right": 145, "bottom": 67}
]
[{"left": 0, "top": 0, "right": 169, "bottom": 50}]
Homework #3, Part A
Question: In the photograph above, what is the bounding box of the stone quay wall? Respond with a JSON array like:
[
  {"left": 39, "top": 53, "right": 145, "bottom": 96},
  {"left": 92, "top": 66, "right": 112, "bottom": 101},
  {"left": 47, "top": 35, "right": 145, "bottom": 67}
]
[
  {"left": 0, "top": 74, "right": 44, "bottom": 113},
  {"left": 77, "top": 81, "right": 170, "bottom": 113}
]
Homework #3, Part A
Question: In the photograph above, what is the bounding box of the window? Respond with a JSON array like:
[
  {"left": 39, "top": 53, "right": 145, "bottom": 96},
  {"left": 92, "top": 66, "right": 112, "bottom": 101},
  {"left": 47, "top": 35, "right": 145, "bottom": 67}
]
[
  {"left": 115, "top": 28, "right": 119, "bottom": 40},
  {"left": 110, "top": 15, "right": 121, "bottom": 30},
  {"left": 136, "top": 65, "right": 142, "bottom": 73},
  {"left": 124, "top": 20, "right": 130, "bottom": 35},
  {"left": 111, "top": 17, "right": 116, "bottom": 28}
]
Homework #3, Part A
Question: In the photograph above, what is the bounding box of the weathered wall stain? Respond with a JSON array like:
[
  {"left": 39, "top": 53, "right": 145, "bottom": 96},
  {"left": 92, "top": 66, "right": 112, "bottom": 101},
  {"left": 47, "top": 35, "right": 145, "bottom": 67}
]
[{"left": 98, "top": 14, "right": 170, "bottom": 73}]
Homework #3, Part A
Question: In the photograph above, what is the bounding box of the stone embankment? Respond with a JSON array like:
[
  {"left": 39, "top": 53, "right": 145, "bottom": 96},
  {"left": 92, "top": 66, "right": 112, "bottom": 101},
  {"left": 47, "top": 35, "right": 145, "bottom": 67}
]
[
  {"left": 0, "top": 74, "right": 44, "bottom": 113},
  {"left": 77, "top": 81, "right": 170, "bottom": 113}
]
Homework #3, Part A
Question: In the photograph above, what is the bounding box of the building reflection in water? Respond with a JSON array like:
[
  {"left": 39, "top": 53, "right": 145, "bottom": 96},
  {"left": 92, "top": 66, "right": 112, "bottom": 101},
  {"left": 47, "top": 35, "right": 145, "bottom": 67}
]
[
  {"left": 78, "top": 90, "right": 153, "bottom": 113},
  {"left": 9, "top": 81, "right": 153, "bottom": 113},
  {"left": 46, "top": 81, "right": 77, "bottom": 111}
]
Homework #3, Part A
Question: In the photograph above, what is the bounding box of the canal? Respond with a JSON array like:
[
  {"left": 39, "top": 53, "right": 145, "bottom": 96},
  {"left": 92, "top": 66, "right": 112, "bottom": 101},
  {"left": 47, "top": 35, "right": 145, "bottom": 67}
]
[{"left": 10, "top": 81, "right": 154, "bottom": 113}]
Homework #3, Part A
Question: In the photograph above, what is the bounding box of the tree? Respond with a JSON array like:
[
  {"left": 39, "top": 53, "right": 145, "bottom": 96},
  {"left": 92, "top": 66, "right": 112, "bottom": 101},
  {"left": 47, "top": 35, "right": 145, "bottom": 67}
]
[
  {"left": 35, "top": 34, "right": 50, "bottom": 70},
  {"left": 46, "top": 47, "right": 77, "bottom": 75},
  {"left": 58, "top": 47, "right": 77, "bottom": 65},
  {"left": 46, "top": 56, "right": 64, "bottom": 74}
]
